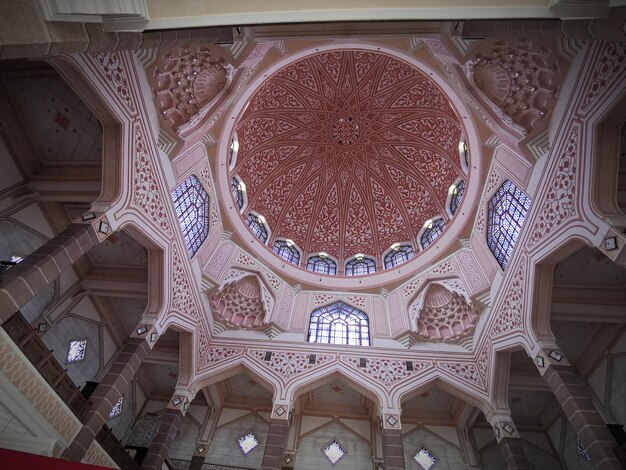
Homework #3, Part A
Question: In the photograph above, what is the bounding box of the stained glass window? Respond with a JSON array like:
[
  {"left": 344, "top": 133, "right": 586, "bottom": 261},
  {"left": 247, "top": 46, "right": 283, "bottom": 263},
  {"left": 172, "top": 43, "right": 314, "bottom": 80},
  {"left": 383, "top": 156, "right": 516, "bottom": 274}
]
[
  {"left": 171, "top": 175, "right": 209, "bottom": 257},
  {"left": 414, "top": 447, "right": 438, "bottom": 470},
  {"left": 308, "top": 301, "right": 370, "bottom": 346},
  {"left": 322, "top": 439, "right": 346, "bottom": 465},
  {"left": 306, "top": 254, "right": 337, "bottom": 275},
  {"left": 66, "top": 339, "right": 86, "bottom": 363},
  {"left": 109, "top": 396, "right": 123, "bottom": 419},
  {"left": 345, "top": 256, "right": 376, "bottom": 276},
  {"left": 384, "top": 244, "right": 414, "bottom": 269},
  {"left": 246, "top": 214, "right": 268, "bottom": 243},
  {"left": 450, "top": 180, "right": 465, "bottom": 216},
  {"left": 487, "top": 180, "right": 531, "bottom": 269},
  {"left": 237, "top": 431, "right": 259, "bottom": 455},
  {"left": 272, "top": 239, "right": 300, "bottom": 265},
  {"left": 577, "top": 438, "right": 591, "bottom": 462},
  {"left": 420, "top": 218, "right": 446, "bottom": 249},
  {"left": 231, "top": 177, "right": 244, "bottom": 210}
]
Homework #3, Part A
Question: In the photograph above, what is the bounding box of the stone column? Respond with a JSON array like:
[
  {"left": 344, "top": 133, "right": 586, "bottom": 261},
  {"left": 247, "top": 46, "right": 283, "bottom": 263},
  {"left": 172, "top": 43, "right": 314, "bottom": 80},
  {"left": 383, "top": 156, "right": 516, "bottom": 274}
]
[
  {"left": 62, "top": 336, "right": 150, "bottom": 461},
  {"left": 261, "top": 403, "right": 291, "bottom": 470},
  {"left": 142, "top": 407, "right": 184, "bottom": 470},
  {"left": 535, "top": 348, "right": 621, "bottom": 469},
  {"left": 488, "top": 413, "right": 532, "bottom": 470},
  {"left": 0, "top": 222, "right": 103, "bottom": 323},
  {"left": 381, "top": 412, "right": 405, "bottom": 470}
]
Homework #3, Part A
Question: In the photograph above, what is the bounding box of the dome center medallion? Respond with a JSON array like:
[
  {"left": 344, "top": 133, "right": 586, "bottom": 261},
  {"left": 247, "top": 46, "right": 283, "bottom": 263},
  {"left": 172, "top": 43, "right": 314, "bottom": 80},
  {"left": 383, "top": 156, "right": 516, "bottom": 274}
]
[{"left": 332, "top": 116, "right": 360, "bottom": 145}]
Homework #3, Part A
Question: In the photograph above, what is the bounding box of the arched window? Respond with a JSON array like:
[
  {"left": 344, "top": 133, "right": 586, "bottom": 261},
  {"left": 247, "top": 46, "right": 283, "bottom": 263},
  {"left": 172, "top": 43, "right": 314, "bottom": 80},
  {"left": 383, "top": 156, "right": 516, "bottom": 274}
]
[
  {"left": 345, "top": 256, "right": 376, "bottom": 276},
  {"left": 420, "top": 218, "right": 446, "bottom": 249},
  {"left": 449, "top": 180, "right": 465, "bottom": 216},
  {"left": 231, "top": 177, "right": 244, "bottom": 210},
  {"left": 246, "top": 213, "right": 268, "bottom": 244},
  {"left": 384, "top": 243, "right": 414, "bottom": 269},
  {"left": 459, "top": 137, "right": 469, "bottom": 173},
  {"left": 487, "top": 180, "right": 531, "bottom": 269},
  {"left": 229, "top": 133, "right": 239, "bottom": 169},
  {"left": 171, "top": 175, "right": 209, "bottom": 257},
  {"left": 272, "top": 239, "right": 300, "bottom": 265},
  {"left": 308, "top": 301, "right": 370, "bottom": 346},
  {"left": 306, "top": 254, "right": 337, "bottom": 275}
]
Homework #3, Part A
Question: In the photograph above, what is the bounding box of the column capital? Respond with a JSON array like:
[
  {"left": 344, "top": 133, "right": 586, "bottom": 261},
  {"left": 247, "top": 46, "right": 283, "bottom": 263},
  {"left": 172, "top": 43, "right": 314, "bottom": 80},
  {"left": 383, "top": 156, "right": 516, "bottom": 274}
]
[
  {"left": 486, "top": 412, "right": 520, "bottom": 443},
  {"left": 597, "top": 226, "right": 626, "bottom": 268},
  {"left": 168, "top": 389, "right": 195, "bottom": 415},
  {"left": 533, "top": 347, "right": 570, "bottom": 376},
  {"left": 73, "top": 211, "right": 113, "bottom": 242},
  {"left": 271, "top": 399, "right": 291, "bottom": 420},
  {"left": 380, "top": 409, "right": 402, "bottom": 431}
]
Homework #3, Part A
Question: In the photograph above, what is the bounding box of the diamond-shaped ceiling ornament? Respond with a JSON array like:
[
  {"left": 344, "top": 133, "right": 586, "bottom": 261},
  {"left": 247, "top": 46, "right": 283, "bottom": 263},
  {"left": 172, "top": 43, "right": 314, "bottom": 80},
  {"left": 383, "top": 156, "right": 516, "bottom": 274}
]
[
  {"left": 414, "top": 447, "right": 438, "bottom": 470},
  {"left": 237, "top": 431, "right": 259, "bottom": 455},
  {"left": 322, "top": 439, "right": 347, "bottom": 465},
  {"left": 275, "top": 405, "right": 286, "bottom": 416},
  {"left": 386, "top": 415, "right": 398, "bottom": 427}
]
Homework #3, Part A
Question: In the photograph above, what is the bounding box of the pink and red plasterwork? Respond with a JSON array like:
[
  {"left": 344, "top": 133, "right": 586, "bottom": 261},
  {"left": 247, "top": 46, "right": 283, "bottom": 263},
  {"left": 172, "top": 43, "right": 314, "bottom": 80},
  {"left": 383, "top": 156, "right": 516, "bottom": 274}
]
[
  {"left": 528, "top": 124, "right": 579, "bottom": 248},
  {"left": 437, "top": 361, "right": 485, "bottom": 390},
  {"left": 206, "top": 242, "right": 236, "bottom": 280},
  {"left": 490, "top": 257, "right": 527, "bottom": 336},
  {"left": 132, "top": 125, "right": 172, "bottom": 236},
  {"left": 210, "top": 276, "right": 267, "bottom": 329},
  {"left": 580, "top": 42, "right": 626, "bottom": 114},
  {"left": 252, "top": 350, "right": 334, "bottom": 380},
  {"left": 341, "top": 355, "right": 432, "bottom": 388},
  {"left": 232, "top": 49, "right": 467, "bottom": 266},
  {"left": 93, "top": 52, "right": 136, "bottom": 114},
  {"left": 171, "top": 243, "right": 200, "bottom": 320}
]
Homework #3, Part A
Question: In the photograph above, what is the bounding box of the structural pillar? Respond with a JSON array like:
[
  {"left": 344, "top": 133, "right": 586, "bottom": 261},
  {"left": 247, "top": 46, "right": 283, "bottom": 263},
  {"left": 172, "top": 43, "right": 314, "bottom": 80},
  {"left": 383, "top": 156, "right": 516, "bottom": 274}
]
[
  {"left": 261, "top": 403, "right": 291, "bottom": 470},
  {"left": 381, "top": 411, "right": 405, "bottom": 470},
  {"left": 0, "top": 222, "right": 102, "bottom": 323},
  {"left": 488, "top": 413, "right": 532, "bottom": 470},
  {"left": 535, "top": 348, "right": 621, "bottom": 469},
  {"left": 62, "top": 336, "right": 150, "bottom": 461},
  {"left": 142, "top": 408, "right": 184, "bottom": 470}
]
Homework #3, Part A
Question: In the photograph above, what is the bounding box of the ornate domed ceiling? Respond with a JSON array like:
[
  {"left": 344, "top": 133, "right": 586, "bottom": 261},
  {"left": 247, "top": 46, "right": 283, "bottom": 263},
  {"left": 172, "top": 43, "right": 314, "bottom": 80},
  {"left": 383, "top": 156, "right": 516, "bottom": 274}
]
[{"left": 228, "top": 48, "right": 470, "bottom": 274}]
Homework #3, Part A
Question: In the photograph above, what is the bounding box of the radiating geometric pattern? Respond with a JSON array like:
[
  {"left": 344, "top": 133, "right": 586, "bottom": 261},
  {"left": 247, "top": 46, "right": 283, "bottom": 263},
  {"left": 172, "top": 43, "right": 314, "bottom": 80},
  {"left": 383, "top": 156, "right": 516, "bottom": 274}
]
[
  {"left": 66, "top": 339, "right": 86, "bottom": 363},
  {"left": 171, "top": 175, "right": 210, "bottom": 257},
  {"left": 345, "top": 256, "right": 376, "bottom": 276},
  {"left": 420, "top": 218, "right": 446, "bottom": 249},
  {"left": 245, "top": 213, "right": 268, "bottom": 243},
  {"left": 450, "top": 180, "right": 465, "bottom": 215},
  {"left": 487, "top": 180, "right": 531, "bottom": 269},
  {"left": 306, "top": 255, "right": 337, "bottom": 275},
  {"left": 414, "top": 447, "right": 438, "bottom": 470},
  {"left": 237, "top": 431, "right": 259, "bottom": 455},
  {"left": 322, "top": 439, "right": 347, "bottom": 465},
  {"left": 231, "top": 177, "right": 244, "bottom": 210},
  {"left": 109, "top": 396, "right": 123, "bottom": 419},
  {"left": 308, "top": 301, "right": 370, "bottom": 346},
  {"left": 232, "top": 49, "right": 466, "bottom": 267},
  {"left": 577, "top": 437, "right": 591, "bottom": 462},
  {"left": 272, "top": 239, "right": 300, "bottom": 265},
  {"left": 384, "top": 244, "right": 415, "bottom": 269}
]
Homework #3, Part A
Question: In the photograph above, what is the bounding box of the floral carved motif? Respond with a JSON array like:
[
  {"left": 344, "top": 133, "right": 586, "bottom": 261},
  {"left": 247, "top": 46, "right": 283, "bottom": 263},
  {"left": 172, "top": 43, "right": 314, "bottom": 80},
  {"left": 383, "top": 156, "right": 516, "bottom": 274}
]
[
  {"left": 580, "top": 42, "right": 626, "bottom": 113},
  {"left": 206, "top": 242, "right": 236, "bottom": 279},
  {"left": 171, "top": 243, "right": 199, "bottom": 320},
  {"left": 199, "top": 165, "right": 220, "bottom": 228},
  {"left": 198, "top": 326, "right": 243, "bottom": 368},
  {"left": 388, "top": 290, "right": 405, "bottom": 336},
  {"left": 528, "top": 124, "right": 578, "bottom": 248},
  {"left": 276, "top": 287, "right": 294, "bottom": 328},
  {"left": 341, "top": 355, "right": 432, "bottom": 388},
  {"left": 93, "top": 52, "right": 135, "bottom": 113},
  {"left": 456, "top": 250, "right": 490, "bottom": 294},
  {"left": 132, "top": 126, "right": 172, "bottom": 236},
  {"left": 472, "top": 39, "right": 563, "bottom": 132},
  {"left": 491, "top": 257, "right": 526, "bottom": 336},
  {"left": 152, "top": 45, "right": 229, "bottom": 130},
  {"left": 437, "top": 361, "right": 485, "bottom": 389},
  {"left": 252, "top": 350, "right": 334, "bottom": 380},
  {"left": 476, "top": 339, "right": 491, "bottom": 385}
]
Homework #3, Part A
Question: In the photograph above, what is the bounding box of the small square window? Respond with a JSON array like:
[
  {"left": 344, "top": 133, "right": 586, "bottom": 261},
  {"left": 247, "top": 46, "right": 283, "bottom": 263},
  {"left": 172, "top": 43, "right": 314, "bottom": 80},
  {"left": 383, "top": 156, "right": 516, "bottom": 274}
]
[
  {"left": 66, "top": 339, "right": 87, "bottom": 363},
  {"left": 109, "top": 396, "right": 123, "bottom": 419},
  {"left": 414, "top": 447, "right": 438, "bottom": 470},
  {"left": 322, "top": 439, "right": 346, "bottom": 465},
  {"left": 238, "top": 431, "right": 259, "bottom": 455}
]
